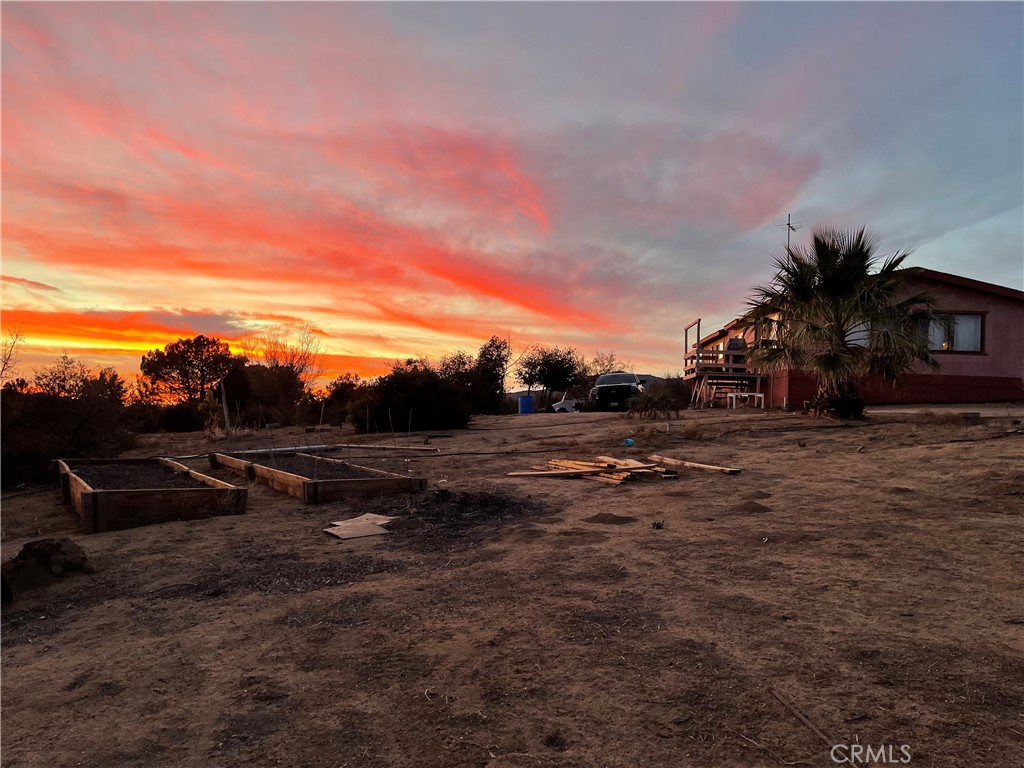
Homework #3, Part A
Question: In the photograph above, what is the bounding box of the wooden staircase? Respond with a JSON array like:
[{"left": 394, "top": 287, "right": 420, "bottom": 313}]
[{"left": 691, "top": 375, "right": 759, "bottom": 408}]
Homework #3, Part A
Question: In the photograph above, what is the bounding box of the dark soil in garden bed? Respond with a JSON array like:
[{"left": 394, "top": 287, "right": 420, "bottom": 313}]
[
  {"left": 68, "top": 463, "right": 212, "bottom": 490},
  {"left": 238, "top": 454, "right": 394, "bottom": 481}
]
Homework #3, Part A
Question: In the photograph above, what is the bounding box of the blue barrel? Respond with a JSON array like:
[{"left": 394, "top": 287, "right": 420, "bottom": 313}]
[{"left": 518, "top": 395, "right": 534, "bottom": 414}]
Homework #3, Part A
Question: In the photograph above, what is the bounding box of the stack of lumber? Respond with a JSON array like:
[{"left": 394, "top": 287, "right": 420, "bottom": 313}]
[{"left": 507, "top": 456, "right": 678, "bottom": 485}]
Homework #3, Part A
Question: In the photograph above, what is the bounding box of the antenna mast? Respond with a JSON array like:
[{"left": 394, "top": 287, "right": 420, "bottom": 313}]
[{"left": 777, "top": 213, "right": 802, "bottom": 250}]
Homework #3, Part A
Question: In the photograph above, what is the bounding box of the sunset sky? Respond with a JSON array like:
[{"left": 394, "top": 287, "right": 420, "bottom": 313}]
[{"left": 2, "top": 2, "right": 1022, "bottom": 386}]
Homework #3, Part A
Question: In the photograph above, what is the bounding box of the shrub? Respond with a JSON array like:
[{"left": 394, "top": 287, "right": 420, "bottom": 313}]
[
  {"left": 158, "top": 402, "right": 205, "bottom": 433},
  {"left": 1, "top": 391, "right": 135, "bottom": 487},
  {"left": 627, "top": 384, "right": 680, "bottom": 420},
  {"left": 348, "top": 362, "right": 472, "bottom": 433},
  {"left": 627, "top": 376, "right": 691, "bottom": 419}
]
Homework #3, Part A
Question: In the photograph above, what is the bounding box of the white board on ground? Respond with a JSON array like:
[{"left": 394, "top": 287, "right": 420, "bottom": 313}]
[
  {"left": 324, "top": 512, "right": 400, "bottom": 540},
  {"left": 324, "top": 522, "right": 390, "bottom": 540},
  {"left": 330, "top": 513, "right": 397, "bottom": 527}
]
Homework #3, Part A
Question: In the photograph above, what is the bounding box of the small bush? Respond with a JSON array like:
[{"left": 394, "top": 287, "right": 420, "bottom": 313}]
[
  {"left": 1, "top": 392, "right": 135, "bottom": 487},
  {"left": 627, "top": 377, "right": 690, "bottom": 420},
  {"left": 348, "top": 364, "right": 472, "bottom": 433}
]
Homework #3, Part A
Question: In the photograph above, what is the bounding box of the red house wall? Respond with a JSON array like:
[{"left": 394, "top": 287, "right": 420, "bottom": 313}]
[
  {"left": 769, "top": 271, "right": 1024, "bottom": 407},
  {"left": 868, "top": 273, "right": 1024, "bottom": 404}
]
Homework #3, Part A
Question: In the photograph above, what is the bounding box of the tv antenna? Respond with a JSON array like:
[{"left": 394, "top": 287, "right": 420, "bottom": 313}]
[{"left": 777, "top": 213, "right": 802, "bottom": 250}]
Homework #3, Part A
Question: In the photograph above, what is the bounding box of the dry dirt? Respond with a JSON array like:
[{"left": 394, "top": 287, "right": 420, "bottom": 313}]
[{"left": 2, "top": 409, "right": 1022, "bottom": 768}]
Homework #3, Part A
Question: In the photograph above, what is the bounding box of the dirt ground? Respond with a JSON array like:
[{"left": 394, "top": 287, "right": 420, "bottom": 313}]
[{"left": 2, "top": 408, "right": 1022, "bottom": 768}]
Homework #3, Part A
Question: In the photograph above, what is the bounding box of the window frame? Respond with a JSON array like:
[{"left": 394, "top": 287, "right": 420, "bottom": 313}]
[{"left": 919, "top": 311, "right": 987, "bottom": 355}]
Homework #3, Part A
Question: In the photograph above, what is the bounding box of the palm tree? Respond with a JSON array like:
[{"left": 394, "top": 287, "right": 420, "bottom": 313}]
[{"left": 744, "top": 226, "right": 936, "bottom": 418}]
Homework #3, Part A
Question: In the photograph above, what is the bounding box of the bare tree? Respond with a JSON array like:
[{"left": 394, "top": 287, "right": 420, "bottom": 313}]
[
  {"left": 33, "top": 352, "right": 90, "bottom": 398},
  {"left": 1, "top": 324, "right": 25, "bottom": 383},
  {"left": 507, "top": 338, "right": 536, "bottom": 388},
  {"left": 589, "top": 350, "right": 632, "bottom": 376},
  {"left": 240, "top": 323, "right": 327, "bottom": 390}
]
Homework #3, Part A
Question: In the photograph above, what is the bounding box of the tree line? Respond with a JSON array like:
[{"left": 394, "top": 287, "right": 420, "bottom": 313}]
[{"left": 0, "top": 324, "right": 638, "bottom": 485}]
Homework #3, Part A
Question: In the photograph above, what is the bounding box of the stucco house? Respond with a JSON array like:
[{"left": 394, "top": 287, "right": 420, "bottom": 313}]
[{"left": 684, "top": 268, "right": 1024, "bottom": 408}]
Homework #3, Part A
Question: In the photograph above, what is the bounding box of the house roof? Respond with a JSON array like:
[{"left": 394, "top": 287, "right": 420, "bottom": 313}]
[
  {"left": 905, "top": 268, "right": 1024, "bottom": 302},
  {"left": 697, "top": 318, "right": 746, "bottom": 347}
]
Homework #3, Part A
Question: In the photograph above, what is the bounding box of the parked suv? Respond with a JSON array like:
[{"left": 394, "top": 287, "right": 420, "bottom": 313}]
[{"left": 589, "top": 372, "right": 645, "bottom": 411}]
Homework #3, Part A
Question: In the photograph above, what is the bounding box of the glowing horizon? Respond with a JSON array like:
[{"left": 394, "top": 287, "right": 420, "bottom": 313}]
[{"left": 3, "top": 3, "right": 1022, "bottom": 387}]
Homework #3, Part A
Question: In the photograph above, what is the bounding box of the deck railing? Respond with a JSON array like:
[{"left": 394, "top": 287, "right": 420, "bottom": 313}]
[{"left": 683, "top": 349, "right": 758, "bottom": 378}]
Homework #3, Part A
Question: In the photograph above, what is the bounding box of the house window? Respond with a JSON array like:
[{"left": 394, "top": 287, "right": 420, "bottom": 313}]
[{"left": 925, "top": 313, "right": 983, "bottom": 352}]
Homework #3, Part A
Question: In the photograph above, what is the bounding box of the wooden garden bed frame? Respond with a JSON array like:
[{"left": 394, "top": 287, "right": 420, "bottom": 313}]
[
  {"left": 209, "top": 452, "right": 428, "bottom": 503},
  {"left": 54, "top": 457, "right": 247, "bottom": 534}
]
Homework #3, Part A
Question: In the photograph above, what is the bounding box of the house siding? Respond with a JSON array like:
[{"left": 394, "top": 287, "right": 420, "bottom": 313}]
[{"left": 763, "top": 270, "right": 1024, "bottom": 407}]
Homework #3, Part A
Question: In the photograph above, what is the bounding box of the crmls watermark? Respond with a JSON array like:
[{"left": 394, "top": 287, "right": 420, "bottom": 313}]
[{"left": 831, "top": 744, "right": 912, "bottom": 764}]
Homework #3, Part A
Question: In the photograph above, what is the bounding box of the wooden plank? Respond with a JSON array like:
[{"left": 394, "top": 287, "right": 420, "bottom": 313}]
[
  {"left": 507, "top": 464, "right": 658, "bottom": 477},
  {"left": 63, "top": 470, "right": 96, "bottom": 533},
  {"left": 250, "top": 464, "right": 309, "bottom": 499},
  {"left": 54, "top": 459, "right": 74, "bottom": 502},
  {"left": 157, "top": 457, "right": 192, "bottom": 473},
  {"left": 548, "top": 460, "right": 616, "bottom": 470},
  {"left": 93, "top": 488, "right": 236, "bottom": 516},
  {"left": 594, "top": 455, "right": 649, "bottom": 467},
  {"left": 593, "top": 457, "right": 674, "bottom": 477},
  {"left": 95, "top": 487, "right": 247, "bottom": 529},
  {"left": 314, "top": 477, "right": 424, "bottom": 503},
  {"left": 157, "top": 457, "right": 241, "bottom": 490},
  {"left": 648, "top": 454, "right": 741, "bottom": 475},
  {"left": 60, "top": 457, "right": 155, "bottom": 466},
  {"left": 188, "top": 470, "right": 238, "bottom": 489},
  {"left": 210, "top": 453, "right": 257, "bottom": 481}
]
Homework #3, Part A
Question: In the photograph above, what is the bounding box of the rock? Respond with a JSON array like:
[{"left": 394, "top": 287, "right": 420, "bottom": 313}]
[
  {"left": 1, "top": 537, "right": 94, "bottom": 598},
  {"left": 734, "top": 501, "right": 771, "bottom": 515}
]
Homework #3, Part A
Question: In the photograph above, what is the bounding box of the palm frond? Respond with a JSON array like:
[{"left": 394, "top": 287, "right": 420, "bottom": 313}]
[{"left": 744, "top": 224, "right": 933, "bottom": 402}]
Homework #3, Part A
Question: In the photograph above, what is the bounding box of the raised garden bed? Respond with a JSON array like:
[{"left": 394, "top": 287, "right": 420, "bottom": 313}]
[
  {"left": 54, "top": 458, "right": 247, "bottom": 534},
  {"left": 210, "top": 452, "right": 427, "bottom": 503}
]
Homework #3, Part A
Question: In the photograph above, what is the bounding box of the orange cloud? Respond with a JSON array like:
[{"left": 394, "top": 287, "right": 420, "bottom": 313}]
[
  {"left": 1, "top": 308, "right": 226, "bottom": 350},
  {"left": 2, "top": 275, "right": 61, "bottom": 292}
]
